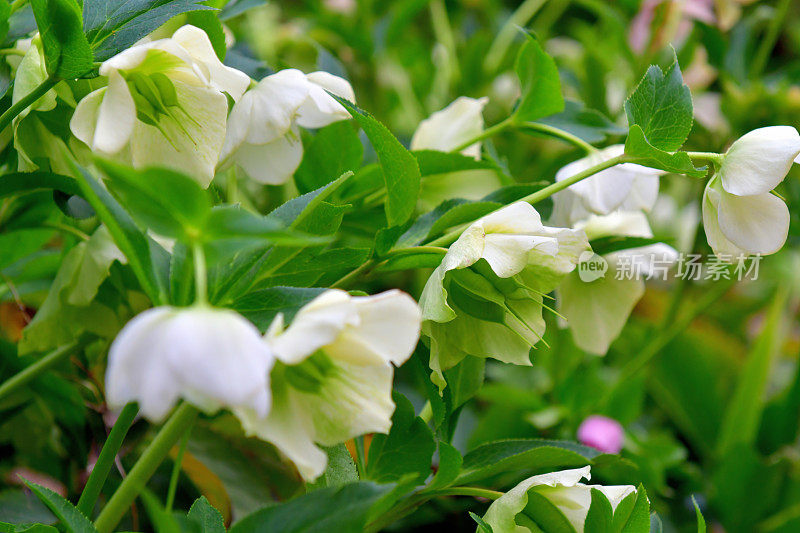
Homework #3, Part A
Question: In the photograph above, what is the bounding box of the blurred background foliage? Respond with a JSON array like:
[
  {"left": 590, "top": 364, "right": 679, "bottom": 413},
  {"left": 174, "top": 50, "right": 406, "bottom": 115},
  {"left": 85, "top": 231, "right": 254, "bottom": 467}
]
[{"left": 3, "top": 0, "right": 800, "bottom": 531}]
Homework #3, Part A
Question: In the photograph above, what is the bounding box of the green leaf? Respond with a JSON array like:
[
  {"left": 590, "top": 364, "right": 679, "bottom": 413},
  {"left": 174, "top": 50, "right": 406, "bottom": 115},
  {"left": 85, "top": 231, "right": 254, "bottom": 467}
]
[
  {"left": 306, "top": 444, "right": 359, "bottom": 491},
  {"left": 229, "top": 482, "right": 391, "bottom": 533},
  {"left": 31, "top": 0, "right": 93, "bottom": 78},
  {"left": 428, "top": 201, "right": 500, "bottom": 239},
  {"left": 0, "top": 172, "right": 82, "bottom": 200},
  {"left": 519, "top": 490, "right": 576, "bottom": 533},
  {"left": 585, "top": 489, "right": 614, "bottom": 533},
  {"left": 455, "top": 439, "right": 598, "bottom": 485},
  {"left": 74, "top": 165, "right": 168, "bottom": 304},
  {"left": 366, "top": 392, "right": 435, "bottom": 484},
  {"left": 413, "top": 150, "right": 499, "bottom": 176},
  {"left": 21, "top": 480, "right": 96, "bottom": 533},
  {"left": 333, "top": 95, "right": 421, "bottom": 227},
  {"left": 97, "top": 160, "right": 211, "bottom": 241},
  {"left": 624, "top": 58, "right": 693, "bottom": 152},
  {"left": 589, "top": 235, "right": 667, "bottom": 256},
  {"left": 0, "top": 490, "right": 55, "bottom": 525},
  {"left": 469, "top": 512, "right": 494, "bottom": 533},
  {"left": 513, "top": 34, "right": 564, "bottom": 123},
  {"left": 717, "top": 288, "right": 788, "bottom": 456},
  {"left": 534, "top": 100, "right": 626, "bottom": 144},
  {"left": 693, "top": 496, "right": 706, "bottom": 533},
  {"left": 610, "top": 492, "right": 637, "bottom": 533},
  {"left": 620, "top": 486, "right": 650, "bottom": 533},
  {"left": 0, "top": 523, "right": 58, "bottom": 533},
  {"left": 423, "top": 442, "right": 462, "bottom": 491},
  {"left": 204, "top": 205, "right": 325, "bottom": 247},
  {"left": 233, "top": 286, "right": 326, "bottom": 332},
  {"left": 623, "top": 125, "right": 706, "bottom": 177},
  {"left": 83, "top": 0, "right": 214, "bottom": 61},
  {"left": 295, "top": 121, "right": 364, "bottom": 194},
  {"left": 187, "top": 496, "right": 226, "bottom": 533},
  {"left": 443, "top": 356, "right": 485, "bottom": 411}
]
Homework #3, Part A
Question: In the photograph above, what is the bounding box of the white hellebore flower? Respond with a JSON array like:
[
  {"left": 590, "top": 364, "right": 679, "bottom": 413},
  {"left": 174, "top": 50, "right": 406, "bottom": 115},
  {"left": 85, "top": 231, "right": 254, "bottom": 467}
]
[
  {"left": 555, "top": 207, "right": 678, "bottom": 355},
  {"left": 555, "top": 145, "right": 664, "bottom": 219},
  {"left": 236, "top": 289, "right": 421, "bottom": 481},
  {"left": 70, "top": 25, "right": 250, "bottom": 187},
  {"left": 106, "top": 306, "right": 274, "bottom": 422},
  {"left": 410, "top": 96, "right": 489, "bottom": 159},
  {"left": 219, "top": 69, "right": 355, "bottom": 185},
  {"left": 419, "top": 202, "right": 588, "bottom": 389},
  {"left": 482, "top": 466, "right": 638, "bottom": 533},
  {"left": 702, "top": 126, "right": 800, "bottom": 257}
]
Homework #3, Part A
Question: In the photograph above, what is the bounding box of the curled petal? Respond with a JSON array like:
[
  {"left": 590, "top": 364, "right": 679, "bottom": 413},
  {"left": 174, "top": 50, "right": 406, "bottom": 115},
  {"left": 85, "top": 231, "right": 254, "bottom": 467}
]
[
  {"left": 716, "top": 188, "right": 789, "bottom": 255},
  {"left": 720, "top": 126, "right": 800, "bottom": 196}
]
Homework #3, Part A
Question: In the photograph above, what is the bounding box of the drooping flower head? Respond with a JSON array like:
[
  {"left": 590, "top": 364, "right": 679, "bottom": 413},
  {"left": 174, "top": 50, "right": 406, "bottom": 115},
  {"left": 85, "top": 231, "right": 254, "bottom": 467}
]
[
  {"left": 236, "top": 289, "right": 421, "bottom": 481},
  {"left": 106, "top": 306, "right": 274, "bottom": 422},
  {"left": 702, "top": 126, "right": 800, "bottom": 257},
  {"left": 219, "top": 69, "right": 355, "bottom": 184},
  {"left": 481, "top": 466, "right": 638, "bottom": 533},
  {"left": 410, "top": 96, "right": 489, "bottom": 159},
  {"left": 70, "top": 25, "right": 250, "bottom": 186},
  {"left": 419, "top": 201, "right": 588, "bottom": 389}
]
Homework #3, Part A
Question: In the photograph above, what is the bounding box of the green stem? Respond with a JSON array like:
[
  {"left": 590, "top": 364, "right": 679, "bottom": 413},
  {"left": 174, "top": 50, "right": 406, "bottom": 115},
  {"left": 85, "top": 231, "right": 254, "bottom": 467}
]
[
  {"left": 354, "top": 436, "right": 367, "bottom": 478},
  {"left": 165, "top": 422, "right": 193, "bottom": 512},
  {"left": 429, "top": 0, "right": 460, "bottom": 82},
  {"left": 521, "top": 121, "right": 596, "bottom": 153},
  {"left": 451, "top": 117, "right": 515, "bottom": 153},
  {"left": 94, "top": 403, "right": 198, "bottom": 533},
  {"left": 483, "top": 0, "right": 548, "bottom": 73},
  {"left": 0, "top": 48, "right": 26, "bottom": 56},
  {"left": 0, "top": 75, "right": 59, "bottom": 132},
  {"left": 427, "top": 154, "right": 628, "bottom": 247},
  {"left": 426, "top": 487, "right": 503, "bottom": 499},
  {"left": 192, "top": 242, "right": 207, "bottom": 305},
  {"left": 0, "top": 341, "right": 80, "bottom": 401},
  {"left": 686, "top": 151, "right": 724, "bottom": 164},
  {"left": 9, "top": 0, "right": 27, "bottom": 14},
  {"left": 77, "top": 403, "right": 139, "bottom": 518},
  {"left": 751, "top": 0, "right": 791, "bottom": 78}
]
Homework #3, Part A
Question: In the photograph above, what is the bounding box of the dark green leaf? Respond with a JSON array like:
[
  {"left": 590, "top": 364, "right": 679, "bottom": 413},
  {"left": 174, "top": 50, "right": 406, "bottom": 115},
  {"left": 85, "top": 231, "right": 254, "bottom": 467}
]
[
  {"left": 623, "top": 126, "right": 706, "bottom": 177},
  {"left": 295, "top": 121, "right": 364, "bottom": 194},
  {"left": 519, "top": 490, "right": 576, "bottom": 533},
  {"left": 31, "top": 0, "right": 93, "bottom": 78},
  {"left": 413, "top": 150, "right": 499, "bottom": 176},
  {"left": 333, "top": 95, "right": 420, "bottom": 227},
  {"left": 187, "top": 496, "right": 226, "bottom": 533},
  {"left": 0, "top": 172, "right": 81, "bottom": 200},
  {"left": 428, "top": 201, "right": 500, "bottom": 238},
  {"left": 306, "top": 444, "right": 359, "bottom": 491},
  {"left": 366, "top": 393, "right": 435, "bottom": 484},
  {"left": 513, "top": 34, "right": 564, "bottom": 123},
  {"left": 585, "top": 489, "right": 614, "bottom": 533},
  {"left": 97, "top": 160, "right": 211, "bottom": 240},
  {"left": 21, "top": 481, "right": 95, "bottom": 533},
  {"left": 624, "top": 59, "right": 693, "bottom": 152},
  {"left": 0, "top": 523, "right": 58, "bottom": 533},
  {"left": 84, "top": 0, "right": 214, "bottom": 61},
  {"left": 229, "top": 482, "right": 391, "bottom": 533},
  {"left": 443, "top": 356, "right": 485, "bottom": 411},
  {"left": 456, "top": 439, "right": 598, "bottom": 485},
  {"left": 620, "top": 486, "right": 650, "bottom": 533},
  {"left": 423, "top": 442, "right": 462, "bottom": 491},
  {"left": 469, "top": 512, "right": 494, "bottom": 533},
  {"left": 534, "top": 100, "right": 626, "bottom": 144},
  {"left": 589, "top": 235, "right": 666, "bottom": 256}
]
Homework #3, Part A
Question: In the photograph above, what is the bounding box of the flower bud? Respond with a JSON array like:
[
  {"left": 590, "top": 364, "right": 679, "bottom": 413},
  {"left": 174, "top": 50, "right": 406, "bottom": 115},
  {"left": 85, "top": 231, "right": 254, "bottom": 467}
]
[{"left": 577, "top": 415, "right": 625, "bottom": 454}]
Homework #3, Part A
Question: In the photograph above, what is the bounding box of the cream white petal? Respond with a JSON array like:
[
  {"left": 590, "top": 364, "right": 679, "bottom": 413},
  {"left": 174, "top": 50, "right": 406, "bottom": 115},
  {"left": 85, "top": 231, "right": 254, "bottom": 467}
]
[
  {"left": 576, "top": 210, "right": 654, "bottom": 240},
  {"left": 479, "top": 201, "right": 546, "bottom": 235},
  {"left": 482, "top": 233, "right": 559, "bottom": 278},
  {"left": 171, "top": 25, "right": 250, "bottom": 100},
  {"left": 558, "top": 270, "right": 645, "bottom": 355},
  {"left": 92, "top": 71, "right": 136, "bottom": 154},
  {"left": 410, "top": 96, "right": 488, "bottom": 159},
  {"left": 130, "top": 82, "right": 227, "bottom": 187},
  {"left": 702, "top": 185, "right": 746, "bottom": 257},
  {"left": 269, "top": 290, "right": 360, "bottom": 365},
  {"left": 621, "top": 174, "right": 660, "bottom": 212},
  {"left": 236, "top": 377, "right": 327, "bottom": 482},
  {"left": 234, "top": 132, "right": 304, "bottom": 185},
  {"left": 720, "top": 126, "right": 800, "bottom": 196},
  {"left": 717, "top": 189, "right": 789, "bottom": 255},
  {"left": 326, "top": 290, "right": 422, "bottom": 366},
  {"left": 69, "top": 88, "right": 105, "bottom": 151}
]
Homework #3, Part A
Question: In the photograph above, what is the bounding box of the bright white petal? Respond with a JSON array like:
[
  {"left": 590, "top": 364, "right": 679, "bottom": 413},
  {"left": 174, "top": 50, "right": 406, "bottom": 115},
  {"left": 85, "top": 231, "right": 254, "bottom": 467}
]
[
  {"left": 482, "top": 234, "right": 558, "bottom": 278},
  {"left": 410, "top": 96, "right": 489, "bottom": 158},
  {"left": 93, "top": 71, "right": 136, "bottom": 154},
  {"left": 297, "top": 71, "right": 354, "bottom": 129},
  {"left": 234, "top": 132, "right": 304, "bottom": 185},
  {"left": 621, "top": 174, "right": 660, "bottom": 211},
  {"left": 576, "top": 210, "right": 653, "bottom": 240},
  {"left": 720, "top": 126, "right": 800, "bottom": 196},
  {"left": 243, "top": 70, "right": 312, "bottom": 144},
  {"left": 702, "top": 184, "right": 746, "bottom": 257},
  {"left": 70, "top": 88, "right": 105, "bottom": 150},
  {"left": 717, "top": 189, "right": 789, "bottom": 255},
  {"left": 326, "top": 290, "right": 421, "bottom": 366}
]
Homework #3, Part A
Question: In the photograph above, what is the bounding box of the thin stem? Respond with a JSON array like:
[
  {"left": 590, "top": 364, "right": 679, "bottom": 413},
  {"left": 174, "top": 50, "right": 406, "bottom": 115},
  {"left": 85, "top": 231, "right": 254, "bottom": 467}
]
[
  {"left": 94, "top": 403, "right": 199, "bottom": 533},
  {"left": 483, "top": 0, "right": 548, "bottom": 73},
  {"left": 427, "top": 154, "right": 628, "bottom": 248},
  {"left": 521, "top": 122, "right": 596, "bottom": 153},
  {"left": 0, "top": 75, "right": 59, "bottom": 132},
  {"left": 0, "top": 49, "right": 26, "bottom": 56},
  {"left": 165, "top": 423, "right": 193, "bottom": 512},
  {"left": 426, "top": 487, "right": 503, "bottom": 500},
  {"left": 686, "top": 151, "right": 724, "bottom": 164},
  {"left": 751, "top": 0, "right": 791, "bottom": 78},
  {"left": 429, "top": 0, "right": 460, "bottom": 82},
  {"left": 0, "top": 341, "right": 80, "bottom": 401},
  {"left": 192, "top": 242, "right": 207, "bottom": 305},
  {"left": 77, "top": 403, "right": 139, "bottom": 518},
  {"left": 42, "top": 221, "right": 91, "bottom": 241},
  {"left": 451, "top": 117, "right": 515, "bottom": 153}
]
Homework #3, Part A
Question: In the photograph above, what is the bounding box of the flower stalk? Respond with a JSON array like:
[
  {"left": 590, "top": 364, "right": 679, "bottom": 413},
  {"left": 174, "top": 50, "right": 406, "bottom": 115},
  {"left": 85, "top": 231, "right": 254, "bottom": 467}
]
[
  {"left": 0, "top": 341, "right": 80, "bottom": 401},
  {"left": 0, "top": 75, "right": 59, "bottom": 132}
]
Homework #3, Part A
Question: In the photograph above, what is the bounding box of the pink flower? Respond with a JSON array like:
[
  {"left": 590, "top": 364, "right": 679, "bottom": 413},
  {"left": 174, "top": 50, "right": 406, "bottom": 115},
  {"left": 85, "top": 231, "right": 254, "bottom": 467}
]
[{"left": 578, "top": 415, "right": 625, "bottom": 454}]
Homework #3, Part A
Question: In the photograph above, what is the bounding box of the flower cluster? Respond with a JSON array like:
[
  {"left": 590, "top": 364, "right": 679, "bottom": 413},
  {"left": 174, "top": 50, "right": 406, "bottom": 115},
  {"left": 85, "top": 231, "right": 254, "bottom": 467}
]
[{"left": 106, "top": 289, "right": 421, "bottom": 481}]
